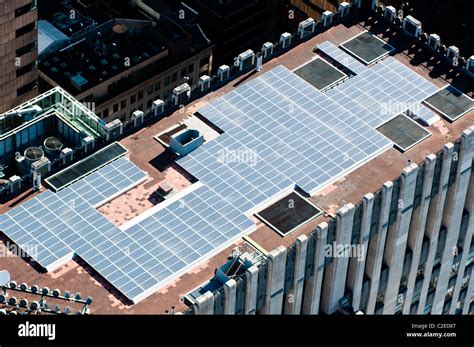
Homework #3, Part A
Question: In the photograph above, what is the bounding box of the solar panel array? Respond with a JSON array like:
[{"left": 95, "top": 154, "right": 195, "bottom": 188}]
[
  {"left": 1, "top": 45, "right": 442, "bottom": 303},
  {"left": 324, "top": 54, "right": 439, "bottom": 128},
  {"left": 181, "top": 65, "right": 392, "bottom": 200},
  {"left": 316, "top": 41, "right": 366, "bottom": 74},
  {"left": 0, "top": 158, "right": 147, "bottom": 270}
]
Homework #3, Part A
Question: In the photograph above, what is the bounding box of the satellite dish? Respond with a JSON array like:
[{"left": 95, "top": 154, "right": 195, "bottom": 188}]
[{"left": 0, "top": 270, "right": 10, "bottom": 286}]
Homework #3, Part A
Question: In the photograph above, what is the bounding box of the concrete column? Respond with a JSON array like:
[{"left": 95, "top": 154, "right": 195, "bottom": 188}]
[
  {"left": 302, "top": 223, "right": 328, "bottom": 314},
  {"left": 365, "top": 182, "right": 393, "bottom": 314},
  {"left": 244, "top": 265, "right": 258, "bottom": 315},
  {"left": 284, "top": 235, "right": 308, "bottom": 314},
  {"left": 451, "top": 159, "right": 473, "bottom": 314},
  {"left": 462, "top": 266, "right": 474, "bottom": 314},
  {"left": 347, "top": 194, "right": 374, "bottom": 311},
  {"left": 193, "top": 291, "right": 214, "bottom": 314},
  {"left": 383, "top": 163, "right": 419, "bottom": 314},
  {"left": 260, "top": 246, "right": 287, "bottom": 314},
  {"left": 417, "top": 143, "right": 454, "bottom": 313},
  {"left": 432, "top": 128, "right": 473, "bottom": 314},
  {"left": 403, "top": 154, "right": 437, "bottom": 314},
  {"left": 223, "top": 279, "right": 237, "bottom": 314},
  {"left": 321, "top": 203, "right": 355, "bottom": 314}
]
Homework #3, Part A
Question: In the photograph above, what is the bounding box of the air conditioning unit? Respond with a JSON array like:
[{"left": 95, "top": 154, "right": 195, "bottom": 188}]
[
  {"left": 261, "top": 42, "right": 274, "bottom": 59},
  {"left": 8, "top": 175, "right": 21, "bottom": 195},
  {"left": 237, "top": 49, "right": 255, "bottom": 71},
  {"left": 428, "top": 33, "right": 440, "bottom": 51},
  {"left": 446, "top": 46, "right": 459, "bottom": 66},
  {"left": 467, "top": 56, "right": 474, "bottom": 74},
  {"left": 82, "top": 135, "right": 95, "bottom": 153},
  {"left": 321, "top": 11, "right": 333, "bottom": 27},
  {"left": 132, "top": 110, "right": 144, "bottom": 127},
  {"left": 338, "top": 2, "right": 350, "bottom": 17},
  {"left": 172, "top": 83, "right": 191, "bottom": 106},
  {"left": 297, "top": 18, "right": 315, "bottom": 39},
  {"left": 152, "top": 99, "right": 165, "bottom": 116},
  {"left": 279, "top": 32, "right": 292, "bottom": 49},
  {"left": 403, "top": 15, "right": 422, "bottom": 38},
  {"left": 60, "top": 147, "right": 73, "bottom": 165},
  {"left": 217, "top": 65, "right": 230, "bottom": 81},
  {"left": 198, "top": 75, "right": 211, "bottom": 92},
  {"left": 103, "top": 119, "right": 123, "bottom": 142},
  {"left": 384, "top": 6, "right": 396, "bottom": 22}
]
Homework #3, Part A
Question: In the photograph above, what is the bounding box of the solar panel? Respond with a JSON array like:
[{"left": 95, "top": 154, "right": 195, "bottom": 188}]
[
  {"left": 316, "top": 41, "right": 366, "bottom": 75},
  {"left": 46, "top": 142, "right": 128, "bottom": 192}
]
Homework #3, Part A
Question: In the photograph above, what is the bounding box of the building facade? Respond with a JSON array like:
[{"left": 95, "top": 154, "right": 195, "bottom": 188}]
[
  {"left": 0, "top": 0, "right": 38, "bottom": 113},
  {"left": 192, "top": 127, "right": 474, "bottom": 315}
]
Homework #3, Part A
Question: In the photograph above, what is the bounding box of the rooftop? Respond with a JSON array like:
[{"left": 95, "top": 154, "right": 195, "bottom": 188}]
[{"left": 1, "top": 13, "right": 473, "bottom": 313}]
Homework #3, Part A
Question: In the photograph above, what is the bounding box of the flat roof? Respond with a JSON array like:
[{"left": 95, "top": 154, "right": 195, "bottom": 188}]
[{"left": 2, "top": 16, "right": 473, "bottom": 314}]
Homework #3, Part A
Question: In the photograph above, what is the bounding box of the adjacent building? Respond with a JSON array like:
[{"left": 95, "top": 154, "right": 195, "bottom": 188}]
[
  {"left": 38, "top": 10, "right": 213, "bottom": 123},
  {"left": 0, "top": 0, "right": 39, "bottom": 113}
]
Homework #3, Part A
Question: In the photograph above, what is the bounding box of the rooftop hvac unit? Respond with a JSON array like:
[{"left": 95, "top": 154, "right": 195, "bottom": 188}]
[
  {"left": 8, "top": 175, "right": 21, "bottom": 194},
  {"left": 255, "top": 54, "right": 263, "bottom": 72},
  {"left": 104, "top": 119, "right": 123, "bottom": 141},
  {"left": 237, "top": 49, "right": 255, "bottom": 71},
  {"left": 132, "top": 110, "right": 144, "bottom": 127},
  {"left": 198, "top": 75, "right": 211, "bottom": 92},
  {"left": 338, "top": 2, "right": 350, "bottom": 17},
  {"left": 384, "top": 6, "right": 396, "bottom": 22},
  {"left": 428, "top": 34, "right": 440, "bottom": 51},
  {"left": 31, "top": 157, "right": 51, "bottom": 178},
  {"left": 467, "top": 56, "right": 474, "bottom": 74},
  {"left": 217, "top": 65, "right": 230, "bottom": 81},
  {"left": 172, "top": 83, "right": 191, "bottom": 106},
  {"left": 152, "top": 99, "right": 165, "bottom": 116},
  {"left": 82, "top": 135, "right": 95, "bottom": 153},
  {"left": 261, "top": 42, "right": 274, "bottom": 59},
  {"left": 279, "top": 32, "right": 292, "bottom": 49},
  {"left": 297, "top": 18, "right": 315, "bottom": 39},
  {"left": 446, "top": 46, "right": 459, "bottom": 66},
  {"left": 403, "top": 16, "right": 422, "bottom": 38},
  {"left": 60, "top": 147, "right": 73, "bottom": 165},
  {"left": 321, "top": 11, "right": 333, "bottom": 27}
]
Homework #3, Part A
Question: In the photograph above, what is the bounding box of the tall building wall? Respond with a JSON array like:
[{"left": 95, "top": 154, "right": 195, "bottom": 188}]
[
  {"left": 0, "top": 0, "right": 38, "bottom": 113},
  {"left": 192, "top": 126, "right": 474, "bottom": 314}
]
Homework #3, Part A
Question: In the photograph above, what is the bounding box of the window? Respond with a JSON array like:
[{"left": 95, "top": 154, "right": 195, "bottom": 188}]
[
  {"left": 17, "top": 80, "right": 37, "bottom": 96},
  {"left": 181, "top": 67, "right": 187, "bottom": 78},
  {"left": 147, "top": 99, "right": 153, "bottom": 109},
  {"left": 164, "top": 76, "right": 170, "bottom": 86},
  {"left": 155, "top": 81, "right": 161, "bottom": 91},
  {"left": 16, "top": 42, "right": 36, "bottom": 57},
  {"left": 164, "top": 90, "right": 170, "bottom": 99},
  {"left": 15, "top": 1, "right": 36, "bottom": 18},
  {"left": 130, "top": 94, "right": 136, "bottom": 104},
  {"left": 113, "top": 103, "right": 119, "bottom": 113},
  {"left": 171, "top": 72, "right": 177, "bottom": 83},
  {"left": 147, "top": 84, "right": 153, "bottom": 96},
  {"left": 16, "top": 22, "right": 36, "bottom": 38},
  {"left": 103, "top": 108, "right": 109, "bottom": 118},
  {"left": 188, "top": 64, "right": 194, "bottom": 74},
  {"left": 120, "top": 100, "right": 127, "bottom": 109},
  {"left": 16, "top": 61, "right": 37, "bottom": 77},
  {"left": 137, "top": 90, "right": 143, "bottom": 100},
  {"left": 137, "top": 105, "right": 143, "bottom": 111}
]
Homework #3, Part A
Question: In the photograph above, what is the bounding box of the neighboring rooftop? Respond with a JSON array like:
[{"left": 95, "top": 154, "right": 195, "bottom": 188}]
[{"left": 1, "top": 13, "right": 473, "bottom": 313}]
